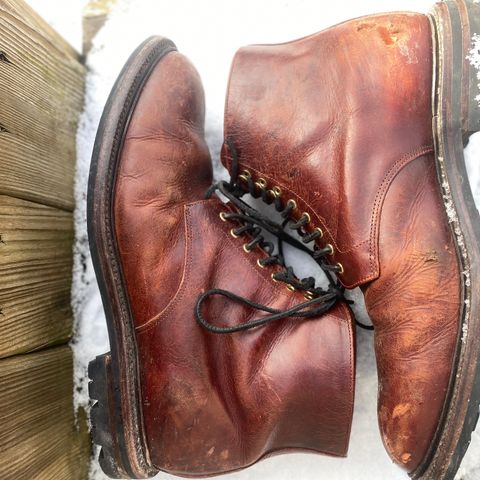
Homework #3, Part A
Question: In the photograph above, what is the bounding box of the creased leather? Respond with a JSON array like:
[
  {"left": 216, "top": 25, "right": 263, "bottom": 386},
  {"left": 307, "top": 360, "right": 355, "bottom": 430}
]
[
  {"left": 222, "top": 13, "right": 435, "bottom": 289},
  {"left": 222, "top": 14, "right": 461, "bottom": 472},
  {"left": 112, "top": 50, "right": 355, "bottom": 475}
]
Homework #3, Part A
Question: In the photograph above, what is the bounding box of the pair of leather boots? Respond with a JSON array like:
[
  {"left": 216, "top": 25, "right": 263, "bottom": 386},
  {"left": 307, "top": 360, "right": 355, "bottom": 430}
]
[{"left": 87, "top": 1, "right": 480, "bottom": 479}]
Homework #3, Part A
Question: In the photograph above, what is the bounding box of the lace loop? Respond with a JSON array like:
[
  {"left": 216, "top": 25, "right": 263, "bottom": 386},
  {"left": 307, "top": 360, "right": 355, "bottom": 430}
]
[{"left": 195, "top": 287, "right": 342, "bottom": 334}]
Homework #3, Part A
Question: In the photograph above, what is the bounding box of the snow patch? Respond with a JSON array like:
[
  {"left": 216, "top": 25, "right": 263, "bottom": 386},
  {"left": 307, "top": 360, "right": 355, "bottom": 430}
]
[{"left": 468, "top": 34, "right": 480, "bottom": 106}]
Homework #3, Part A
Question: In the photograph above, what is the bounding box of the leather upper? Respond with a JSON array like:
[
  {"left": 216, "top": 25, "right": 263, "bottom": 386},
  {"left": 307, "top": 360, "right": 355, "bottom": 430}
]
[
  {"left": 222, "top": 14, "right": 461, "bottom": 473},
  {"left": 222, "top": 13, "right": 436, "bottom": 289},
  {"left": 112, "top": 50, "right": 355, "bottom": 475}
]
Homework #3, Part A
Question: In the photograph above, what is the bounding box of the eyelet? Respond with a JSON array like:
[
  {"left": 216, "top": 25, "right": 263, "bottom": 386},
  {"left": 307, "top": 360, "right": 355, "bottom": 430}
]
[
  {"left": 272, "top": 186, "right": 282, "bottom": 198},
  {"left": 325, "top": 244, "right": 335, "bottom": 255},
  {"left": 271, "top": 273, "right": 279, "bottom": 283},
  {"left": 219, "top": 212, "right": 228, "bottom": 222},
  {"left": 286, "top": 284, "right": 296, "bottom": 292},
  {"left": 230, "top": 228, "right": 240, "bottom": 238},
  {"left": 302, "top": 212, "right": 311, "bottom": 224},
  {"left": 243, "top": 244, "right": 253, "bottom": 253},
  {"left": 257, "top": 259, "right": 266, "bottom": 269},
  {"left": 287, "top": 199, "right": 297, "bottom": 210},
  {"left": 336, "top": 262, "right": 344, "bottom": 274},
  {"left": 314, "top": 227, "right": 324, "bottom": 238},
  {"left": 304, "top": 291, "right": 314, "bottom": 301},
  {"left": 239, "top": 170, "right": 251, "bottom": 182},
  {"left": 255, "top": 178, "right": 268, "bottom": 190}
]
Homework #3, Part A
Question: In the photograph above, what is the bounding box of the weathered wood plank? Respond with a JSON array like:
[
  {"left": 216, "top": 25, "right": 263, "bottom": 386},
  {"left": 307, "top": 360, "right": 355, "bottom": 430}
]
[
  {"left": 0, "top": 346, "right": 90, "bottom": 480},
  {"left": 0, "top": 0, "right": 81, "bottom": 61},
  {"left": 83, "top": 0, "right": 117, "bottom": 55},
  {"left": 0, "top": 195, "right": 73, "bottom": 358},
  {"left": 0, "top": 0, "right": 85, "bottom": 210}
]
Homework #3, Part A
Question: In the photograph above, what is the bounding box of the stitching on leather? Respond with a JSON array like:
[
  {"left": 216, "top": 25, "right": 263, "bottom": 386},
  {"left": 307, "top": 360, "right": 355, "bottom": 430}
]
[
  {"left": 136, "top": 205, "right": 191, "bottom": 333},
  {"left": 248, "top": 304, "right": 356, "bottom": 453},
  {"left": 367, "top": 145, "right": 434, "bottom": 278},
  {"left": 341, "top": 301, "right": 355, "bottom": 455},
  {"left": 237, "top": 163, "right": 361, "bottom": 254},
  {"left": 137, "top": 199, "right": 294, "bottom": 333}
]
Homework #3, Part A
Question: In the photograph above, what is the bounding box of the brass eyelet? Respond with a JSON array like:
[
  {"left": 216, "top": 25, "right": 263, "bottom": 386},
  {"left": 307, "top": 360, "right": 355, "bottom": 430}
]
[
  {"left": 239, "top": 170, "right": 251, "bottom": 182},
  {"left": 230, "top": 228, "right": 240, "bottom": 238},
  {"left": 255, "top": 178, "right": 268, "bottom": 190},
  {"left": 272, "top": 186, "right": 282, "bottom": 198},
  {"left": 314, "top": 227, "right": 324, "bottom": 238},
  {"left": 219, "top": 212, "right": 228, "bottom": 222},
  {"left": 287, "top": 199, "right": 297, "bottom": 210},
  {"left": 336, "top": 262, "right": 344, "bottom": 274},
  {"left": 326, "top": 244, "right": 335, "bottom": 255},
  {"left": 271, "top": 273, "right": 279, "bottom": 283},
  {"left": 302, "top": 212, "right": 311, "bottom": 224},
  {"left": 286, "top": 284, "right": 296, "bottom": 292},
  {"left": 304, "top": 291, "right": 314, "bottom": 301},
  {"left": 243, "top": 244, "right": 253, "bottom": 253},
  {"left": 257, "top": 259, "right": 266, "bottom": 269}
]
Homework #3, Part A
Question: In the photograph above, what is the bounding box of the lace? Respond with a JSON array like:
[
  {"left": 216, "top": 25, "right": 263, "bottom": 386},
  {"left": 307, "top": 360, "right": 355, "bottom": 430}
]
[
  {"left": 236, "top": 157, "right": 342, "bottom": 274},
  {"left": 194, "top": 138, "right": 350, "bottom": 334}
]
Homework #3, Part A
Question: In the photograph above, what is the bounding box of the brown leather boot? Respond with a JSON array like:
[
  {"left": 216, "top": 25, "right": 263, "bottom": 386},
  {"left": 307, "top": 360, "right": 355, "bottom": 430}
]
[
  {"left": 87, "top": 37, "right": 355, "bottom": 478},
  {"left": 221, "top": 1, "right": 480, "bottom": 479}
]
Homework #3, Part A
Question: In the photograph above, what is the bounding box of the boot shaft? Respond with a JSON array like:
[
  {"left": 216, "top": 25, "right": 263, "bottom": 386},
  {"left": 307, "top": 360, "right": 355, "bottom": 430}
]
[
  {"left": 222, "top": 13, "right": 434, "bottom": 288},
  {"left": 89, "top": 38, "right": 356, "bottom": 477}
]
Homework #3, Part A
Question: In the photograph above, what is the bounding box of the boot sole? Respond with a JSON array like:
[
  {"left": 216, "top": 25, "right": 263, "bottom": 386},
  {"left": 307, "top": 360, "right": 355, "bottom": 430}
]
[
  {"left": 413, "top": 1, "right": 480, "bottom": 479},
  {"left": 87, "top": 36, "right": 177, "bottom": 478}
]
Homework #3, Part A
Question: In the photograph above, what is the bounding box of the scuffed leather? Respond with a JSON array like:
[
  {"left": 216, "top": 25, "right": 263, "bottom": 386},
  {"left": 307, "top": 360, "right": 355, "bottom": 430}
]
[
  {"left": 222, "top": 13, "right": 435, "bottom": 289},
  {"left": 364, "top": 155, "right": 460, "bottom": 470},
  {"left": 222, "top": 14, "right": 461, "bottom": 472},
  {"left": 136, "top": 199, "right": 355, "bottom": 475},
  {"left": 115, "top": 52, "right": 212, "bottom": 325},
  {"left": 112, "top": 50, "right": 355, "bottom": 475}
]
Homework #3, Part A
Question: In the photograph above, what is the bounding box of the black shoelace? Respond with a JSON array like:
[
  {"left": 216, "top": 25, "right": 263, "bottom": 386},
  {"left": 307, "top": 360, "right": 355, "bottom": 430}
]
[{"left": 194, "top": 139, "right": 353, "bottom": 334}]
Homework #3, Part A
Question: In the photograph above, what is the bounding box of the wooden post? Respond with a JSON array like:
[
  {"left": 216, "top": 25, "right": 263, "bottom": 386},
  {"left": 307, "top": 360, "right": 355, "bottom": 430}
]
[{"left": 0, "top": 0, "right": 89, "bottom": 478}]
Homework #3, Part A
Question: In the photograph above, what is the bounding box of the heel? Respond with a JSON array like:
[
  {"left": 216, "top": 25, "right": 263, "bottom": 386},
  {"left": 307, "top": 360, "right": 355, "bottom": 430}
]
[
  {"left": 89, "top": 354, "right": 129, "bottom": 478},
  {"left": 431, "top": 0, "right": 480, "bottom": 137}
]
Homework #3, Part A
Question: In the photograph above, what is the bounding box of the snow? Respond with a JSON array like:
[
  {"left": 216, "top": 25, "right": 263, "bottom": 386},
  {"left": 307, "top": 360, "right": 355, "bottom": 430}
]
[
  {"left": 25, "top": 1, "right": 480, "bottom": 479},
  {"left": 469, "top": 34, "right": 480, "bottom": 104}
]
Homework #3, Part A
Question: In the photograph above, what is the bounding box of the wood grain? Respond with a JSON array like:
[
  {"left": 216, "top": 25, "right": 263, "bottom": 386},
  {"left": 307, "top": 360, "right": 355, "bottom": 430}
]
[
  {"left": 0, "top": 0, "right": 85, "bottom": 211},
  {"left": 0, "top": 195, "right": 74, "bottom": 358},
  {"left": 0, "top": 346, "right": 90, "bottom": 479}
]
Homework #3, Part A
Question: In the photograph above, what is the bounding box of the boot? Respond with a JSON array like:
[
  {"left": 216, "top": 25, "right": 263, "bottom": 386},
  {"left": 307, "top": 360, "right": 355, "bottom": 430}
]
[
  {"left": 221, "top": 1, "right": 480, "bottom": 478},
  {"left": 87, "top": 36, "right": 356, "bottom": 478}
]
